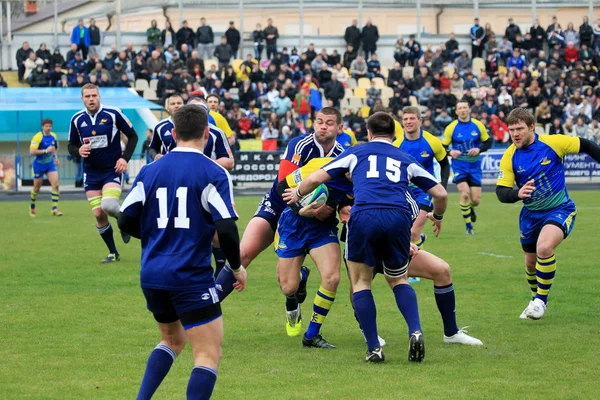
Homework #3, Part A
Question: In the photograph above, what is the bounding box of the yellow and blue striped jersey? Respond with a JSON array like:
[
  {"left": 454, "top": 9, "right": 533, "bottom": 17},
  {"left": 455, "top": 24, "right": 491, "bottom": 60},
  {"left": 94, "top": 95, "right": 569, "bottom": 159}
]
[
  {"left": 210, "top": 110, "right": 234, "bottom": 139},
  {"left": 286, "top": 157, "right": 354, "bottom": 204},
  {"left": 30, "top": 132, "right": 58, "bottom": 164},
  {"left": 336, "top": 129, "right": 357, "bottom": 149},
  {"left": 497, "top": 134, "right": 580, "bottom": 211},
  {"left": 393, "top": 130, "right": 446, "bottom": 176},
  {"left": 442, "top": 118, "right": 489, "bottom": 162},
  {"left": 394, "top": 120, "right": 404, "bottom": 142}
]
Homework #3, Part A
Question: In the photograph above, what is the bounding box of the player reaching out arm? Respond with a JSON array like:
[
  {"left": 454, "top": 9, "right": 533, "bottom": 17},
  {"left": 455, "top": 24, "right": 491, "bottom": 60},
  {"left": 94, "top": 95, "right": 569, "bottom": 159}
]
[
  {"left": 285, "top": 112, "right": 447, "bottom": 363},
  {"left": 496, "top": 108, "right": 600, "bottom": 320},
  {"left": 118, "top": 105, "right": 245, "bottom": 400}
]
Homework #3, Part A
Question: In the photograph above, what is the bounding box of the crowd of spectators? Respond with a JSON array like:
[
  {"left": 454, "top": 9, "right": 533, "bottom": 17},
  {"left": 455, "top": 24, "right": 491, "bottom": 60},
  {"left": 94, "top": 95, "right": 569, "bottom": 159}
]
[{"left": 11, "top": 14, "right": 600, "bottom": 149}]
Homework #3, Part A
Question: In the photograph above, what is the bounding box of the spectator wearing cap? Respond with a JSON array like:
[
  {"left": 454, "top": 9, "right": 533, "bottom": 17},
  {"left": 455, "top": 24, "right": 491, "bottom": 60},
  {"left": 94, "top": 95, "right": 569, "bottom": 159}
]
[
  {"left": 361, "top": 18, "right": 379, "bottom": 60},
  {"left": 103, "top": 51, "right": 115, "bottom": 71},
  {"left": 214, "top": 37, "right": 234, "bottom": 71},
  {"left": 470, "top": 19, "right": 486, "bottom": 58},
  {"left": 157, "top": 70, "right": 179, "bottom": 100},
  {"left": 68, "top": 52, "right": 87, "bottom": 75},
  {"left": 168, "top": 51, "right": 185, "bottom": 73},
  {"left": 505, "top": 18, "right": 522, "bottom": 44},
  {"left": 264, "top": 18, "right": 280, "bottom": 59},
  {"left": 225, "top": 21, "right": 241, "bottom": 59},
  {"left": 110, "top": 62, "right": 125, "bottom": 82},
  {"left": 71, "top": 19, "right": 91, "bottom": 59}
]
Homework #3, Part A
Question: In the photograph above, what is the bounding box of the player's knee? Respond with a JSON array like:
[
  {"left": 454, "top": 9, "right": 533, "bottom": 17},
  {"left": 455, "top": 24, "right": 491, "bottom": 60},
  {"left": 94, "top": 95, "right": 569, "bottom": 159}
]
[
  {"left": 101, "top": 197, "right": 120, "bottom": 218},
  {"left": 460, "top": 192, "right": 470, "bottom": 203},
  {"left": 279, "top": 279, "right": 299, "bottom": 297},
  {"left": 536, "top": 241, "right": 555, "bottom": 258},
  {"left": 321, "top": 270, "right": 340, "bottom": 291},
  {"left": 164, "top": 335, "right": 187, "bottom": 355},
  {"left": 435, "top": 261, "right": 452, "bottom": 284},
  {"left": 471, "top": 198, "right": 480, "bottom": 206},
  {"left": 93, "top": 207, "right": 107, "bottom": 220}
]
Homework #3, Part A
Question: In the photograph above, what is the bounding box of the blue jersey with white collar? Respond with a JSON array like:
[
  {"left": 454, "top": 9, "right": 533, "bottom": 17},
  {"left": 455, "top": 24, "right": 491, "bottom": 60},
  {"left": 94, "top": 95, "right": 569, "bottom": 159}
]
[
  {"left": 323, "top": 140, "right": 438, "bottom": 218},
  {"left": 68, "top": 105, "right": 134, "bottom": 170},
  {"left": 150, "top": 117, "right": 176, "bottom": 155},
  {"left": 120, "top": 147, "right": 238, "bottom": 290}
]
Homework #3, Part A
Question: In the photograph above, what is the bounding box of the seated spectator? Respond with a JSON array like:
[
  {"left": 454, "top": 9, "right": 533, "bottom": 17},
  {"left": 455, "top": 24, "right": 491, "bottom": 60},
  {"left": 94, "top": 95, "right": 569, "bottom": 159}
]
[
  {"left": 489, "top": 115, "right": 510, "bottom": 143},
  {"left": 238, "top": 80, "right": 256, "bottom": 108},
  {"left": 564, "top": 41, "right": 579, "bottom": 65},
  {"left": 563, "top": 118, "right": 575, "bottom": 136},
  {"left": 550, "top": 96, "right": 566, "bottom": 121},
  {"left": 366, "top": 81, "right": 381, "bottom": 107},
  {"left": 329, "top": 50, "right": 341, "bottom": 67},
  {"left": 499, "top": 98, "right": 513, "bottom": 116},
  {"left": 588, "top": 119, "right": 600, "bottom": 142},
  {"left": 367, "top": 53, "right": 381, "bottom": 79},
  {"left": 115, "top": 73, "right": 131, "bottom": 88},
  {"left": 350, "top": 56, "right": 368, "bottom": 79},
  {"left": 343, "top": 44, "right": 357, "bottom": 69},
  {"left": 388, "top": 62, "right": 403, "bottom": 87},
  {"left": 51, "top": 48, "right": 65, "bottom": 68},
  {"left": 507, "top": 50, "right": 525, "bottom": 71},
  {"left": 168, "top": 52, "right": 185, "bottom": 73},
  {"left": 333, "top": 63, "right": 348, "bottom": 84},
  {"left": 36, "top": 43, "right": 52, "bottom": 70},
  {"left": 147, "top": 50, "right": 166, "bottom": 79},
  {"left": 498, "top": 36, "right": 513, "bottom": 62},
  {"left": 110, "top": 62, "right": 125, "bottom": 83},
  {"left": 237, "top": 112, "right": 253, "bottom": 140},
  {"left": 90, "top": 62, "right": 109, "bottom": 82},
  {"left": 261, "top": 121, "right": 279, "bottom": 150},
  {"left": 450, "top": 72, "right": 464, "bottom": 97},
  {"left": 535, "top": 99, "right": 553, "bottom": 126},
  {"left": 311, "top": 54, "right": 325, "bottom": 74},
  {"left": 249, "top": 64, "right": 264, "bottom": 85},
  {"left": 222, "top": 66, "right": 238, "bottom": 90},
  {"left": 211, "top": 80, "right": 226, "bottom": 97},
  {"left": 157, "top": 70, "right": 179, "bottom": 100},
  {"left": 418, "top": 80, "right": 434, "bottom": 106},
  {"left": 434, "top": 109, "right": 452, "bottom": 135},
  {"left": 70, "top": 73, "right": 86, "bottom": 88},
  {"left": 574, "top": 116, "right": 589, "bottom": 138},
  {"left": 48, "top": 64, "right": 63, "bottom": 87},
  {"left": 513, "top": 87, "right": 528, "bottom": 108},
  {"left": 428, "top": 88, "right": 446, "bottom": 116},
  {"left": 103, "top": 51, "right": 116, "bottom": 71},
  {"left": 319, "top": 63, "right": 332, "bottom": 85},
  {"left": 483, "top": 97, "right": 497, "bottom": 116},
  {"left": 549, "top": 118, "right": 565, "bottom": 134},
  {"left": 324, "top": 73, "right": 345, "bottom": 108},
  {"left": 28, "top": 64, "right": 49, "bottom": 87},
  {"left": 498, "top": 87, "right": 513, "bottom": 106},
  {"left": 455, "top": 51, "right": 472, "bottom": 76},
  {"left": 273, "top": 89, "right": 292, "bottom": 116},
  {"left": 463, "top": 72, "right": 478, "bottom": 90},
  {"left": 98, "top": 72, "right": 113, "bottom": 87},
  {"left": 279, "top": 110, "right": 298, "bottom": 140}
]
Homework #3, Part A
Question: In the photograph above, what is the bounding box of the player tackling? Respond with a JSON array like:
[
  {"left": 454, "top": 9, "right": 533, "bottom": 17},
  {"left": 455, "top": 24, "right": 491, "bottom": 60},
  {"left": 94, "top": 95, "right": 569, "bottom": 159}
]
[
  {"left": 496, "top": 108, "right": 600, "bottom": 320},
  {"left": 68, "top": 84, "right": 139, "bottom": 263}
]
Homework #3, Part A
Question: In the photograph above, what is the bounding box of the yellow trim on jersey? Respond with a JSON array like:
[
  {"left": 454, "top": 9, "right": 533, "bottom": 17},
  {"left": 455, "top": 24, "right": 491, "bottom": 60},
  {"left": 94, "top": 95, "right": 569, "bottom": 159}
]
[
  {"left": 423, "top": 131, "right": 446, "bottom": 162},
  {"left": 210, "top": 110, "right": 234, "bottom": 138},
  {"left": 538, "top": 135, "right": 580, "bottom": 158},
  {"left": 497, "top": 144, "right": 517, "bottom": 188},
  {"left": 285, "top": 158, "right": 334, "bottom": 188},
  {"left": 394, "top": 120, "right": 404, "bottom": 142},
  {"left": 472, "top": 118, "right": 490, "bottom": 142},
  {"left": 30, "top": 132, "right": 43, "bottom": 149},
  {"left": 344, "top": 129, "right": 358, "bottom": 146},
  {"left": 441, "top": 120, "right": 458, "bottom": 146}
]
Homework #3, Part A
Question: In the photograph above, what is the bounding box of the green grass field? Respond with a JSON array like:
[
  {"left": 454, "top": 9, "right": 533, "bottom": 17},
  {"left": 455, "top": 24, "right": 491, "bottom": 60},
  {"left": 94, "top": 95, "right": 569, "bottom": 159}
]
[{"left": 2, "top": 192, "right": 600, "bottom": 399}]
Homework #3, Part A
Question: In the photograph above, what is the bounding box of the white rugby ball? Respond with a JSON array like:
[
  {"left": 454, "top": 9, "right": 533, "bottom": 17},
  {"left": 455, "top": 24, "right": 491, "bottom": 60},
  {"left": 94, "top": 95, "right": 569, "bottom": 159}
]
[{"left": 299, "top": 184, "right": 329, "bottom": 208}]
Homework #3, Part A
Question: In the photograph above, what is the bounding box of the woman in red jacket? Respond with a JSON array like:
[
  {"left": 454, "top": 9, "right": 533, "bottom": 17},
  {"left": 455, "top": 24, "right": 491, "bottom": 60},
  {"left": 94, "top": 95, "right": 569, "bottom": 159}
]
[{"left": 293, "top": 87, "right": 311, "bottom": 130}]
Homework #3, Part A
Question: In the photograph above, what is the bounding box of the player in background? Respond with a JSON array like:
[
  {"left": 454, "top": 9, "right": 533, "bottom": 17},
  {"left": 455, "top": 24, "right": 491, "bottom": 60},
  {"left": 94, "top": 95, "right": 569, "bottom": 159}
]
[
  {"left": 206, "top": 94, "right": 236, "bottom": 147},
  {"left": 118, "top": 105, "right": 246, "bottom": 400},
  {"left": 394, "top": 107, "right": 450, "bottom": 249},
  {"left": 215, "top": 108, "right": 344, "bottom": 304},
  {"left": 442, "top": 101, "right": 491, "bottom": 234},
  {"left": 496, "top": 108, "right": 600, "bottom": 320},
  {"left": 148, "top": 95, "right": 184, "bottom": 160},
  {"left": 371, "top": 104, "right": 404, "bottom": 141},
  {"left": 272, "top": 110, "right": 350, "bottom": 348},
  {"left": 285, "top": 112, "right": 448, "bottom": 363},
  {"left": 68, "top": 84, "right": 139, "bottom": 263},
  {"left": 29, "top": 118, "right": 63, "bottom": 217},
  {"left": 336, "top": 127, "right": 357, "bottom": 149}
]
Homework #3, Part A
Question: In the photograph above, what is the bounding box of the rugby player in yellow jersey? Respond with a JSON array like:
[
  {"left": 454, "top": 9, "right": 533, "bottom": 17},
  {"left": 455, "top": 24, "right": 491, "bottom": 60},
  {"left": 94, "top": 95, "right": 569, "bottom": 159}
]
[
  {"left": 497, "top": 108, "right": 600, "bottom": 320},
  {"left": 336, "top": 128, "right": 357, "bottom": 149},
  {"left": 206, "top": 93, "right": 236, "bottom": 146},
  {"left": 29, "top": 118, "right": 62, "bottom": 217},
  {"left": 371, "top": 104, "right": 404, "bottom": 142},
  {"left": 443, "top": 101, "right": 491, "bottom": 234}
]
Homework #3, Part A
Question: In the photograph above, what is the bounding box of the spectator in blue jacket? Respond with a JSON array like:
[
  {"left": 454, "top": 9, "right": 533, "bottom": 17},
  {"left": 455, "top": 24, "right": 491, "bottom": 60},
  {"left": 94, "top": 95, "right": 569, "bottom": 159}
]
[
  {"left": 71, "top": 19, "right": 91, "bottom": 60},
  {"left": 508, "top": 49, "right": 525, "bottom": 71},
  {"left": 68, "top": 52, "right": 87, "bottom": 74}
]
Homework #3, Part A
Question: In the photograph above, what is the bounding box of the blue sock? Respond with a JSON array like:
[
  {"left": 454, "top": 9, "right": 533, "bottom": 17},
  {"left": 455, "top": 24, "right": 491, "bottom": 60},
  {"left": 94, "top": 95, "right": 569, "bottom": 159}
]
[
  {"left": 434, "top": 284, "right": 459, "bottom": 337},
  {"left": 393, "top": 284, "right": 422, "bottom": 335},
  {"left": 215, "top": 265, "right": 236, "bottom": 302},
  {"left": 137, "top": 344, "right": 177, "bottom": 400},
  {"left": 98, "top": 222, "right": 118, "bottom": 255},
  {"left": 300, "top": 267, "right": 308, "bottom": 282},
  {"left": 186, "top": 366, "right": 217, "bottom": 400},
  {"left": 352, "top": 290, "right": 380, "bottom": 351}
]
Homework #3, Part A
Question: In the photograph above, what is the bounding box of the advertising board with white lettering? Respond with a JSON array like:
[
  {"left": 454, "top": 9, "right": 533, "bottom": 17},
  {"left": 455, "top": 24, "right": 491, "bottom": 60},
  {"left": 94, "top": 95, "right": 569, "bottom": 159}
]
[{"left": 232, "top": 151, "right": 283, "bottom": 182}]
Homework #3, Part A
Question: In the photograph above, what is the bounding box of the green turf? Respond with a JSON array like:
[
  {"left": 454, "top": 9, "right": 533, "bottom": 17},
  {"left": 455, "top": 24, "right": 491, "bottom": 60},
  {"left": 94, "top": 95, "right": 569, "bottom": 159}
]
[{"left": 1, "top": 192, "right": 599, "bottom": 399}]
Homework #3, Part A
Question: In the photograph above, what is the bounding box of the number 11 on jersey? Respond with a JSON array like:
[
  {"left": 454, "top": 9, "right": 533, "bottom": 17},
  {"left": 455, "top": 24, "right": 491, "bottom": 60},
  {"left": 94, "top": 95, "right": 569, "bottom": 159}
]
[{"left": 156, "top": 187, "right": 190, "bottom": 229}]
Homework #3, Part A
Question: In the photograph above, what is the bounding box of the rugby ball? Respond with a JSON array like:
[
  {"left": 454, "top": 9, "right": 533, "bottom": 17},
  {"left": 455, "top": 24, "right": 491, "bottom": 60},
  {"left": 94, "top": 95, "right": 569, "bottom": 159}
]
[{"left": 299, "top": 184, "right": 329, "bottom": 208}]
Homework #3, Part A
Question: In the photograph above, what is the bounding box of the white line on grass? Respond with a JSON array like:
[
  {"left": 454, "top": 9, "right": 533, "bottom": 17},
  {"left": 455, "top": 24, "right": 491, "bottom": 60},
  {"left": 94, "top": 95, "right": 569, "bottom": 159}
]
[{"left": 477, "top": 252, "right": 514, "bottom": 259}]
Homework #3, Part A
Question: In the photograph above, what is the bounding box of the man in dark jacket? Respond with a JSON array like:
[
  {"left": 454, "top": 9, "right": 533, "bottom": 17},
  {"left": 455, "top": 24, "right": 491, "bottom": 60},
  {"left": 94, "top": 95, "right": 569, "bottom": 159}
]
[
  {"left": 343, "top": 44, "right": 357, "bottom": 69},
  {"left": 196, "top": 18, "right": 214, "bottom": 60},
  {"left": 505, "top": 18, "right": 522, "bottom": 44},
  {"left": 89, "top": 18, "right": 102, "bottom": 59},
  {"left": 446, "top": 32, "right": 460, "bottom": 61},
  {"left": 470, "top": 18, "right": 486, "bottom": 58},
  {"left": 48, "top": 64, "right": 64, "bottom": 87},
  {"left": 16, "top": 42, "right": 34, "bottom": 83},
  {"left": 427, "top": 88, "right": 446, "bottom": 117},
  {"left": 324, "top": 73, "right": 345, "bottom": 108},
  {"left": 176, "top": 20, "right": 195, "bottom": 52},
  {"left": 579, "top": 16, "right": 594, "bottom": 47},
  {"left": 361, "top": 19, "right": 379, "bottom": 60},
  {"left": 214, "top": 37, "right": 233, "bottom": 70},
  {"left": 530, "top": 18, "right": 546, "bottom": 49},
  {"left": 225, "top": 21, "right": 241, "bottom": 59},
  {"left": 29, "top": 65, "right": 49, "bottom": 87},
  {"left": 157, "top": 70, "right": 179, "bottom": 100},
  {"left": 264, "top": 18, "right": 279, "bottom": 59},
  {"left": 344, "top": 20, "right": 361, "bottom": 51}
]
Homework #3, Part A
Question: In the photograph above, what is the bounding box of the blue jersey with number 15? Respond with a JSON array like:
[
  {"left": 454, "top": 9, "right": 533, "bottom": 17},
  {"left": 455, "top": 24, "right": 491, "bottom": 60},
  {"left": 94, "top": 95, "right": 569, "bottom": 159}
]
[
  {"left": 323, "top": 140, "right": 438, "bottom": 218},
  {"left": 120, "top": 147, "right": 238, "bottom": 291}
]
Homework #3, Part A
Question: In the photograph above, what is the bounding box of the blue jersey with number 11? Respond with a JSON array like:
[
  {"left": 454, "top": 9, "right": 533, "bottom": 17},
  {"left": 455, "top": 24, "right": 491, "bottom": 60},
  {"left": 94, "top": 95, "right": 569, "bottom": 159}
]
[
  {"left": 120, "top": 147, "right": 237, "bottom": 291},
  {"left": 323, "top": 140, "right": 438, "bottom": 217}
]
